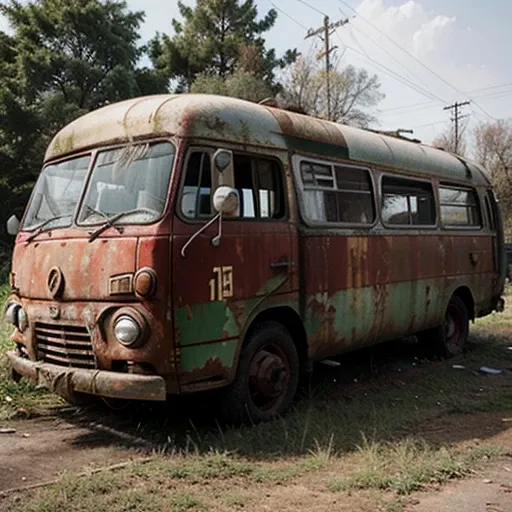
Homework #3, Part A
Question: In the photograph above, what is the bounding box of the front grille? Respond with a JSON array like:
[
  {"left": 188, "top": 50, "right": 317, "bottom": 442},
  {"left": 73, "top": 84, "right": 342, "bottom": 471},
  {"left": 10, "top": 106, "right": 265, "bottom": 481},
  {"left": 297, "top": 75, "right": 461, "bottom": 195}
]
[{"left": 35, "top": 322, "right": 96, "bottom": 369}]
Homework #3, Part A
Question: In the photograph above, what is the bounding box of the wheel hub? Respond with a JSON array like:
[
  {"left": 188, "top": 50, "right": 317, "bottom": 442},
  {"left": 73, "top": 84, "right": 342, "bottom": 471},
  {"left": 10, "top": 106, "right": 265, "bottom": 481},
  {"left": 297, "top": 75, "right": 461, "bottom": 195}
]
[{"left": 249, "top": 350, "right": 288, "bottom": 399}]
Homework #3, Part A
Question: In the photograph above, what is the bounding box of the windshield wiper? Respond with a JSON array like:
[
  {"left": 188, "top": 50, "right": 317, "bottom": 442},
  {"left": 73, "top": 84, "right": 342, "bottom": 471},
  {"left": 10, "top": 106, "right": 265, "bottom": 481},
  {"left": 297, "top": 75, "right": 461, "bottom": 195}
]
[
  {"left": 26, "top": 214, "right": 72, "bottom": 243},
  {"left": 88, "top": 208, "right": 154, "bottom": 242},
  {"left": 83, "top": 204, "right": 123, "bottom": 233}
]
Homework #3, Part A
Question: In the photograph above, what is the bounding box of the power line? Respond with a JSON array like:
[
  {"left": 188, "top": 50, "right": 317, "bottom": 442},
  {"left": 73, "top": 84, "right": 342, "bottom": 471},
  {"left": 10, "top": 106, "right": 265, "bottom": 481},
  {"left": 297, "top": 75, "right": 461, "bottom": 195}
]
[
  {"left": 296, "top": 0, "right": 327, "bottom": 16},
  {"left": 336, "top": 0, "right": 496, "bottom": 121},
  {"left": 346, "top": 26, "right": 370, "bottom": 58},
  {"left": 383, "top": 102, "right": 445, "bottom": 118},
  {"left": 464, "top": 81, "right": 512, "bottom": 94},
  {"left": 380, "top": 100, "right": 437, "bottom": 113},
  {"left": 473, "top": 89, "right": 512, "bottom": 101},
  {"left": 271, "top": 2, "right": 308, "bottom": 30},
  {"left": 341, "top": 42, "right": 447, "bottom": 104},
  {"left": 411, "top": 119, "right": 447, "bottom": 129},
  {"left": 469, "top": 105, "right": 487, "bottom": 125},
  {"left": 348, "top": 23, "right": 435, "bottom": 94}
]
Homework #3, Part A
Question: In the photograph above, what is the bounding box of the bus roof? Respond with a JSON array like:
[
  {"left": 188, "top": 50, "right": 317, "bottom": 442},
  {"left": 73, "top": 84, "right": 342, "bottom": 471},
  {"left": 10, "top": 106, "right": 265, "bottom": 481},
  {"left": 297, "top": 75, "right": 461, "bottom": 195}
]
[{"left": 45, "top": 94, "right": 490, "bottom": 186}]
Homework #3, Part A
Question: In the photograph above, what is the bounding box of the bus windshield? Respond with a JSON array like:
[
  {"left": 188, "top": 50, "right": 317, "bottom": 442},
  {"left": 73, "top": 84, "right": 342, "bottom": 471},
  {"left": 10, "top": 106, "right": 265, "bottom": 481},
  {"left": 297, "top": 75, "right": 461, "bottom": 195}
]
[
  {"left": 23, "top": 155, "right": 91, "bottom": 231},
  {"left": 78, "top": 142, "right": 175, "bottom": 226}
]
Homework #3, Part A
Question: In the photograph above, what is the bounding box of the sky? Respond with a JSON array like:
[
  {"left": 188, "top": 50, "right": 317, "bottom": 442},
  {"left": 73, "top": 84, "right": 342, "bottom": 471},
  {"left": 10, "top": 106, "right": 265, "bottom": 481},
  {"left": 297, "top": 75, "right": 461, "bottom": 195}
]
[{"left": 3, "top": 0, "right": 512, "bottom": 145}]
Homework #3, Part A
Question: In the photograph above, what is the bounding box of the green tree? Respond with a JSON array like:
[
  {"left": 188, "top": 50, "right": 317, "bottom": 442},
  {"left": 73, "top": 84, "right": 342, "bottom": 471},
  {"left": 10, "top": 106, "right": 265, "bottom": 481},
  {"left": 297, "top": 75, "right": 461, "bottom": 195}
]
[
  {"left": 0, "top": 0, "right": 166, "bottom": 247},
  {"left": 0, "top": 30, "right": 43, "bottom": 240},
  {"left": 190, "top": 69, "right": 272, "bottom": 102},
  {"left": 0, "top": 0, "right": 155, "bottom": 124},
  {"left": 149, "top": 0, "right": 296, "bottom": 91}
]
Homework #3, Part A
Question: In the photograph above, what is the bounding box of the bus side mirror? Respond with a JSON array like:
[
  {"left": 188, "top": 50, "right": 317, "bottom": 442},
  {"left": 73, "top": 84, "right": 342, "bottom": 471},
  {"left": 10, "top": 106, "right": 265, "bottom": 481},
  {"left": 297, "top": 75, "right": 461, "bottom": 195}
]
[
  {"left": 213, "top": 187, "right": 239, "bottom": 216},
  {"left": 6, "top": 214, "right": 20, "bottom": 236},
  {"left": 181, "top": 187, "right": 239, "bottom": 257},
  {"left": 212, "top": 149, "right": 235, "bottom": 190}
]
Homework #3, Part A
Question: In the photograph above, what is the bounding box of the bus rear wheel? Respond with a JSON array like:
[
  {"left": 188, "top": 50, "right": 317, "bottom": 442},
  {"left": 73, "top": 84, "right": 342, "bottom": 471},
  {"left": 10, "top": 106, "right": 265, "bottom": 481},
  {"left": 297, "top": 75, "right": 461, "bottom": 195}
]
[
  {"left": 221, "top": 321, "right": 299, "bottom": 425},
  {"left": 418, "top": 295, "right": 469, "bottom": 358}
]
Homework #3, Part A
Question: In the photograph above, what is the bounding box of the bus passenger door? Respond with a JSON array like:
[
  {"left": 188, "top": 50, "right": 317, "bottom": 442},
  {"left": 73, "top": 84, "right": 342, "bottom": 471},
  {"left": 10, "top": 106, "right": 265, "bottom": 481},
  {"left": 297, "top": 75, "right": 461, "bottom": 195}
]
[{"left": 171, "top": 148, "right": 297, "bottom": 391}]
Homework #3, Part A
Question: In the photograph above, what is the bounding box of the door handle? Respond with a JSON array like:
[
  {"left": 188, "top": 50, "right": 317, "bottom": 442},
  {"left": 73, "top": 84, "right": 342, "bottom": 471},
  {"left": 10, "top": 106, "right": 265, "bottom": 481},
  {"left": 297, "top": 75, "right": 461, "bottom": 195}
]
[
  {"left": 469, "top": 251, "right": 480, "bottom": 266},
  {"left": 270, "top": 261, "right": 294, "bottom": 270}
]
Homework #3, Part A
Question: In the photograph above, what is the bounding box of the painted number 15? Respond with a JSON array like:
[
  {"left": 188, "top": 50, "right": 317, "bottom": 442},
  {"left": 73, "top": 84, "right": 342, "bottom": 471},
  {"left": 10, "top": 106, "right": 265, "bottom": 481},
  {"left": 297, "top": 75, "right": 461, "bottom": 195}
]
[{"left": 209, "top": 266, "right": 234, "bottom": 302}]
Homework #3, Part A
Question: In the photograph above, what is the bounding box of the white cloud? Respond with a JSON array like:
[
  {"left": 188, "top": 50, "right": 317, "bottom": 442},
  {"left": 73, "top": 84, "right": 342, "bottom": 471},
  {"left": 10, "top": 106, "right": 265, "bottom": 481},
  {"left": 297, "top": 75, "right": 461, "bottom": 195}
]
[
  {"left": 413, "top": 15, "right": 456, "bottom": 57},
  {"left": 356, "top": 0, "right": 455, "bottom": 59}
]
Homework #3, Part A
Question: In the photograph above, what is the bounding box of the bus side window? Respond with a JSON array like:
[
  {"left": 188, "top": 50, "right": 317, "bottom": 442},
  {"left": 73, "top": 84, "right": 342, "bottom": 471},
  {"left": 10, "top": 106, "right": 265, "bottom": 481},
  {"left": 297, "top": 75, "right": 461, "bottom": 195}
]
[
  {"left": 381, "top": 176, "right": 436, "bottom": 226},
  {"left": 438, "top": 185, "right": 482, "bottom": 228},
  {"left": 299, "top": 161, "right": 375, "bottom": 224},
  {"left": 181, "top": 152, "right": 212, "bottom": 219},
  {"left": 233, "top": 154, "right": 284, "bottom": 219}
]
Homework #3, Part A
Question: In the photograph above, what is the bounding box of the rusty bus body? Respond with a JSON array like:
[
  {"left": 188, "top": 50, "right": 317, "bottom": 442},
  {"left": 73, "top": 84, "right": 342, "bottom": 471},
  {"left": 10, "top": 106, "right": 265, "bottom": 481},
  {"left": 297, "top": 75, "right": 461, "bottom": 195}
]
[{"left": 5, "top": 94, "right": 506, "bottom": 422}]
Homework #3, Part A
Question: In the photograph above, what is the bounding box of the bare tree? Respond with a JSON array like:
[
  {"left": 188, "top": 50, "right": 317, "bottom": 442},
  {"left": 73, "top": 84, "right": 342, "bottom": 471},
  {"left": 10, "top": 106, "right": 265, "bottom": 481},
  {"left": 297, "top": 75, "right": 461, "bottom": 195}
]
[
  {"left": 431, "top": 121, "right": 468, "bottom": 156},
  {"left": 474, "top": 119, "right": 512, "bottom": 230},
  {"left": 278, "top": 53, "right": 384, "bottom": 127},
  {"left": 474, "top": 120, "right": 512, "bottom": 181}
]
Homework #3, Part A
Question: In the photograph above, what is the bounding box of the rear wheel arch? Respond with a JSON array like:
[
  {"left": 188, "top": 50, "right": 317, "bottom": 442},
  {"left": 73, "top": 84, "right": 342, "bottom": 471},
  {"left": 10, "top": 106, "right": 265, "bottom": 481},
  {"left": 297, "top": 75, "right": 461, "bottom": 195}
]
[
  {"left": 451, "top": 286, "right": 475, "bottom": 321},
  {"left": 418, "top": 290, "right": 471, "bottom": 358}
]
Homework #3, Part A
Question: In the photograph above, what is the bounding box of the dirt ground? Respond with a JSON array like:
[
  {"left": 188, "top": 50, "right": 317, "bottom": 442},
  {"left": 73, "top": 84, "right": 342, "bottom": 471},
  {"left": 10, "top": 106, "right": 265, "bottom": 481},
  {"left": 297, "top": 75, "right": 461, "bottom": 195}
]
[
  {"left": 0, "top": 404, "right": 511, "bottom": 511},
  {"left": 406, "top": 418, "right": 512, "bottom": 512},
  {"left": 0, "top": 409, "right": 151, "bottom": 492},
  {"left": 1, "top": 332, "right": 511, "bottom": 510}
]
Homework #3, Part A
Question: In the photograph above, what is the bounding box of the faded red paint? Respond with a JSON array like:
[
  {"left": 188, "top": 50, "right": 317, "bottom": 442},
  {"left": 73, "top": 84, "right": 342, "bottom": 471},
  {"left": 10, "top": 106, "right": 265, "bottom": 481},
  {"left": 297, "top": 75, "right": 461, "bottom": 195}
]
[
  {"left": 301, "top": 231, "right": 495, "bottom": 359},
  {"left": 6, "top": 94, "right": 504, "bottom": 407}
]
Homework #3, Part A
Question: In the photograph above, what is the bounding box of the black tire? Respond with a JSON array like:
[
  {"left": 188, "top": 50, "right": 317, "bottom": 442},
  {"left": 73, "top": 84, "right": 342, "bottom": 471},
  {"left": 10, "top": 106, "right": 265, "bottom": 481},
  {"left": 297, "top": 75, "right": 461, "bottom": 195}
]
[
  {"left": 417, "top": 295, "right": 469, "bottom": 358},
  {"left": 221, "top": 321, "right": 300, "bottom": 425}
]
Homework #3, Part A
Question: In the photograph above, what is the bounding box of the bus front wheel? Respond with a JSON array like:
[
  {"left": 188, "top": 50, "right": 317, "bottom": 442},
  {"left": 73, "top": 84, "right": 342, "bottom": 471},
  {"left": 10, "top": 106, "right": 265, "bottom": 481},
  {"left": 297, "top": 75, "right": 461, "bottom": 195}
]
[
  {"left": 221, "top": 321, "right": 299, "bottom": 425},
  {"left": 418, "top": 295, "right": 469, "bottom": 358}
]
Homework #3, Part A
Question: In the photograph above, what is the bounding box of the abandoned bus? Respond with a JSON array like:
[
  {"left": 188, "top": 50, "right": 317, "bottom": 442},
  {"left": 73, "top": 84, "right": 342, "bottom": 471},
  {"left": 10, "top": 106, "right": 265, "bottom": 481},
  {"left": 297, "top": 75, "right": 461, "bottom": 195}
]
[{"left": 5, "top": 94, "right": 506, "bottom": 423}]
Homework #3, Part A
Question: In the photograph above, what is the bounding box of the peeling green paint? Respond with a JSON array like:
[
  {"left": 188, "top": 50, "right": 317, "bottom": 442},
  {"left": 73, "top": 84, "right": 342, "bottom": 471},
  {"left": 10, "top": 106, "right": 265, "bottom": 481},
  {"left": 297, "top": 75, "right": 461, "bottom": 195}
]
[
  {"left": 175, "top": 293, "right": 299, "bottom": 348},
  {"left": 175, "top": 301, "right": 238, "bottom": 346},
  {"left": 179, "top": 338, "right": 238, "bottom": 373},
  {"left": 176, "top": 294, "right": 299, "bottom": 382},
  {"left": 305, "top": 278, "right": 446, "bottom": 357}
]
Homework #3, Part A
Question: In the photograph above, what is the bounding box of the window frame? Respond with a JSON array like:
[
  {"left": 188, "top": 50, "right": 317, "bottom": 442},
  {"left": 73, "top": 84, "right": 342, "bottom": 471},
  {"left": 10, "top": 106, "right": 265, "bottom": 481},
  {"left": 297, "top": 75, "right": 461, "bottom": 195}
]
[
  {"left": 438, "top": 183, "right": 483, "bottom": 231},
  {"left": 179, "top": 149, "right": 215, "bottom": 220},
  {"left": 22, "top": 136, "right": 176, "bottom": 233},
  {"left": 76, "top": 140, "right": 177, "bottom": 228},
  {"left": 21, "top": 153, "right": 94, "bottom": 232},
  {"left": 177, "top": 146, "right": 289, "bottom": 224},
  {"left": 292, "top": 155, "right": 378, "bottom": 229},
  {"left": 484, "top": 191, "right": 496, "bottom": 232},
  {"left": 379, "top": 173, "right": 438, "bottom": 229}
]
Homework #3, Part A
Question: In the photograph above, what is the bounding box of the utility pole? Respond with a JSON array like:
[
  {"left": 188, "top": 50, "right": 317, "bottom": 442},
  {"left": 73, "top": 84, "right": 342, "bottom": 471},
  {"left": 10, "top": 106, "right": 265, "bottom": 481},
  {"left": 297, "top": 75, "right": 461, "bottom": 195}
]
[
  {"left": 305, "top": 16, "right": 349, "bottom": 121},
  {"left": 443, "top": 101, "right": 470, "bottom": 153}
]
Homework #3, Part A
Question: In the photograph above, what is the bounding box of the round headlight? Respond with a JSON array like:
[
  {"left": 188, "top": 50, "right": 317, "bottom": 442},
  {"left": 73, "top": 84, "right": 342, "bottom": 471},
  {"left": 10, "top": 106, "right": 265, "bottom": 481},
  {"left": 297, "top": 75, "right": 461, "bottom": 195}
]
[
  {"left": 114, "top": 315, "right": 141, "bottom": 347},
  {"left": 17, "top": 308, "right": 28, "bottom": 332},
  {"left": 5, "top": 303, "right": 21, "bottom": 326}
]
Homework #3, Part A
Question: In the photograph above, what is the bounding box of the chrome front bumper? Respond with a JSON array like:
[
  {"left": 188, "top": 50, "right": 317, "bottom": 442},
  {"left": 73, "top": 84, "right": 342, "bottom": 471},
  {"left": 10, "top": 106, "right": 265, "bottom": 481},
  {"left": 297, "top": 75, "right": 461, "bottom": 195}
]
[{"left": 7, "top": 351, "right": 167, "bottom": 401}]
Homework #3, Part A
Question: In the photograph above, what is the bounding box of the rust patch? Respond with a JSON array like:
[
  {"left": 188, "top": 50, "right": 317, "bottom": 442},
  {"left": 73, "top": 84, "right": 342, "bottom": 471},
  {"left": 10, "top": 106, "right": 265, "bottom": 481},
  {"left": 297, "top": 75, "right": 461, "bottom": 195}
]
[
  {"left": 268, "top": 108, "right": 348, "bottom": 148},
  {"left": 184, "top": 356, "right": 230, "bottom": 383}
]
